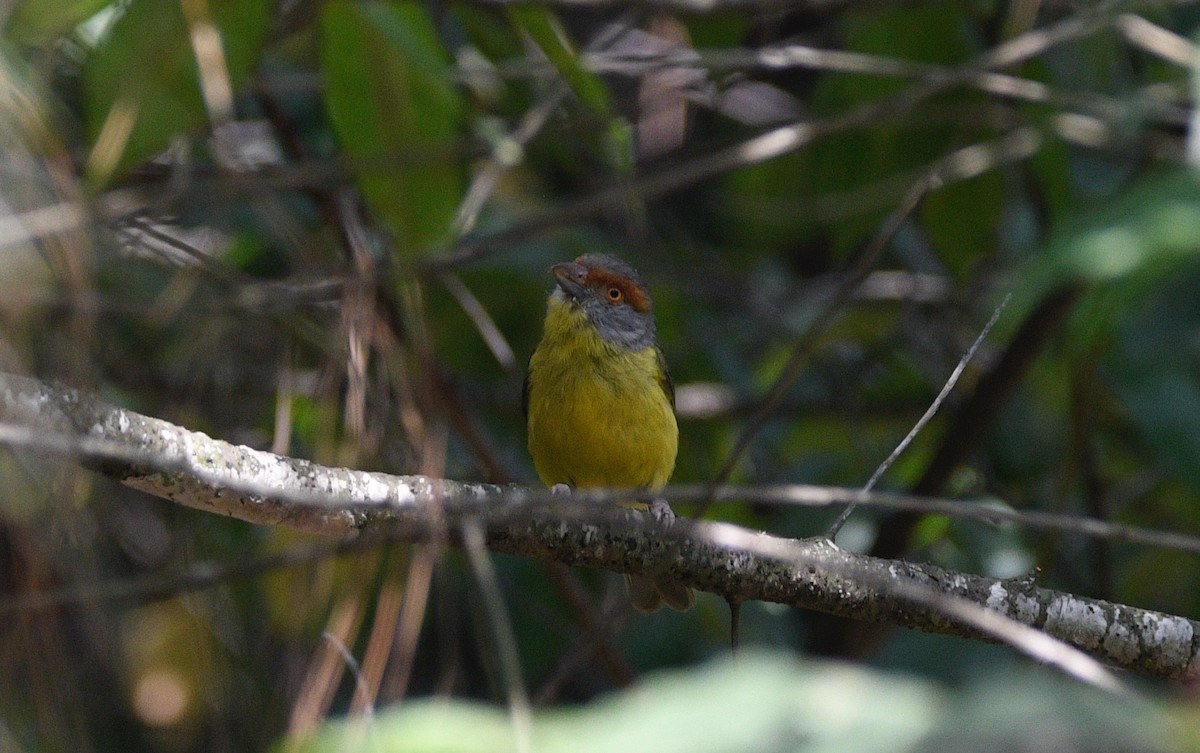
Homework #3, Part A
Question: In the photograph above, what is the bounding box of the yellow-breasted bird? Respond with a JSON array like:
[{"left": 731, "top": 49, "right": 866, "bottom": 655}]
[{"left": 524, "top": 253, "right": 693, "bottom": 612}]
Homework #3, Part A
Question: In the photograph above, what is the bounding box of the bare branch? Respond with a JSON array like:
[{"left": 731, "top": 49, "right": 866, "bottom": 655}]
[{"left": 0, "top": 372, "right": 1197, "bottom": 679}]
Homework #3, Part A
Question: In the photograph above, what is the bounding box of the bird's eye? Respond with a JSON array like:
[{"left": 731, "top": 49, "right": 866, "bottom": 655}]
[{"left": 607, "top": 287, "right": 623, "bottom": 302}]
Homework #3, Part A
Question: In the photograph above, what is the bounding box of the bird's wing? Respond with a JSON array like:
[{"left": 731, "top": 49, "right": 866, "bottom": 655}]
[
  {"left": 656, "top": 347, "right": 675, "bottom": 409},
  {"left": 521, "top": 365, "right": 531, "bottom": 417}
]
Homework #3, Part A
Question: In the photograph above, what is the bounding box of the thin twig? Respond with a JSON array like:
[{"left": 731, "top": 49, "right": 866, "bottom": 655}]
[
  {"left": 427, "top": 2, "right": 1122, "bottom": 272},
  {"left": 381, "top": 546, "right": 438, "bottom": 703},
  {"left": 320, "top": 630, "right": 375, "bottom": 722},
  {"left": 438, "top": 274, "right": 517, "bottom": 372},
  {"left": 826, "top": 293, "right": 1013, "bottom": 539},
  {"left": 871, "top": 286, "right": 1083, "bottom": 559},
  {"left": 708, "top": 176, "right": 929, "bottom": 490},
  {"left": 462, "top": 522, "right": 533, "bottom": 753},
  {"left": 486, "top": 43, "right": 1185, "bottom": 125}
]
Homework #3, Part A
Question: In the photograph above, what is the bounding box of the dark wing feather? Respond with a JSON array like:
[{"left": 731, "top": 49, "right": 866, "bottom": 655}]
[
  {"left": 656, "top": 347, "right": 675, "bottom": 409},
  {"left": 521, "top": 361, "right": 531, "bottom": 418}
]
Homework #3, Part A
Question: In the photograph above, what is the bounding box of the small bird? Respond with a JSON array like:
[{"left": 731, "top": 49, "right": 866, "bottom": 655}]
[{"left": 524, "top": 254, "right": 694, "bottom": 612}]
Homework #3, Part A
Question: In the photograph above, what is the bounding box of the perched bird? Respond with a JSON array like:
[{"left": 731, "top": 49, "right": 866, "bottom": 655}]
[{"left": 525, "top": 253, "right": 693, "bottom": 612}]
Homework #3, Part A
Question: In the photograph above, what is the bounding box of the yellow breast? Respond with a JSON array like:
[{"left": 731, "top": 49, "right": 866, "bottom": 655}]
[{"left": 526, "top": 296, "right": 677, "bottom": 491}]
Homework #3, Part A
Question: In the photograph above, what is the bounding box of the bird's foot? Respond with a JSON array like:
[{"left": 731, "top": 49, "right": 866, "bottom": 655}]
[
  {"left": 550, "top": 483, "right": 572, "bottom": 496},
  {"left": 648, "top": 498, "right": 676, "bottom": 526}
]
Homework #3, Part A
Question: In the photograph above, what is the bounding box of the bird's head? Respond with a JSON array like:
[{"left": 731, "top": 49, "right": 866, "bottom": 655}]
[{"left": 550, "top": 254, "right": 657, "bottom": 350}]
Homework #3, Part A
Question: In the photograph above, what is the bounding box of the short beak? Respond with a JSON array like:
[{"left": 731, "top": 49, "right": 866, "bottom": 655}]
[{"left": 552, "top": 261, "right": 587, "bottom": 298}]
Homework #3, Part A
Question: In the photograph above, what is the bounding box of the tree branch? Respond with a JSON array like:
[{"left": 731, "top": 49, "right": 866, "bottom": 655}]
[
  {"left": 0, "top": 373, "right": 1196, "bottom": 679},
  {"left": 468, "top": 0, "right": 845, "bottom": 12}
]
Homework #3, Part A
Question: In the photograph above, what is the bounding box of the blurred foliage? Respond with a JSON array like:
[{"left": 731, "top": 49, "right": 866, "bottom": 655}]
[
  {"left": 320, "top": 0, "right": 464, "bottom": 253},
  {"left": 289, "top": 652, "right": 1183, "bottom": 753},
  {"left": 1, "top": 0, "right": 1200, "bottom": 751},
  {"left": 83, "top": 0, "right": 272, "bottom": 181}
]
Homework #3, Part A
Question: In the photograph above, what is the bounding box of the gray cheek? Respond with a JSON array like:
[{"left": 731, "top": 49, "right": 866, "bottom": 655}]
[{"left": 586, "top": 302, "right": 654, "bottom": 349}]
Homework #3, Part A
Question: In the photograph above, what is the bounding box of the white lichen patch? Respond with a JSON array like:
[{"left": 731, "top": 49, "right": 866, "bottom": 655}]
[
  {"left": 1012, "top": 592, "right": 1040, "bottom": 624},
  {"left": 391, "top": 480, "right": 416, "bottom": 506},
  {"left": 986, "top": 582, "right": 1007, "bottom": 611},
  {"left": 157, "top": 427, "right": 182, "bottom": 454},
  {"left": 469, "top": 483, "right": 490, "bottom": 498},
  {"left": 242, "top": 446, "right": 292, "bottom": 487},
  {"left": 1138, "top": 612, "right": 1193, "bottom": 669},
  {"left": 1045, "top": 596, "right": 1107, "bottom": 649},
  {"left": 360, "top": 474, "right": 391, "bottom": 504},
  {"left": 1101, "top": 609, "right": 1139, "bottom": 665},
  {"left": 322, "top": 473, "right": 353, "bottom": 498}
]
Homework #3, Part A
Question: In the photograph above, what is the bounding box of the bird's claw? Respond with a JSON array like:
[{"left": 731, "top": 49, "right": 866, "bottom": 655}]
[
  {"left": 550, "top": 483, "right": 572, "bottom": 496},
  {"left": 648, "top": 498, "right": 676, "bottom": 526}
]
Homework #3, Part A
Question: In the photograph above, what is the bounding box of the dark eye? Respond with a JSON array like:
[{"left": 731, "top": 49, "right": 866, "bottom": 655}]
[{"left": 607, "top": 287, "right": 623, "bottom": 302}]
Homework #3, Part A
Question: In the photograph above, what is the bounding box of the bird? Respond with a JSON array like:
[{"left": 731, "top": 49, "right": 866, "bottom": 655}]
[{"left": 524, "top": 253, "right": 694, "bottom": 612}]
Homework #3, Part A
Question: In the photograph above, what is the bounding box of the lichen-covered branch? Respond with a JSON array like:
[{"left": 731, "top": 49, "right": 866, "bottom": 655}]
[{"left": 0, "top": 372, "right": 1196, "bottom": 679}]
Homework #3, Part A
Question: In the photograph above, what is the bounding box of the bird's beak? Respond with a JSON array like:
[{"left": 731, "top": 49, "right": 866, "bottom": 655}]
[{"left": 552, "top": 261, "right": 588, "bottom": 298}]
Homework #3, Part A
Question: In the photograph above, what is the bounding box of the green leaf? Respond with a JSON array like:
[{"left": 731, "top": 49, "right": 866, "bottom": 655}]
[
  {"left": 283, "top": 652, "right": 1171, "bottom": 753},
  {"left": 506, "top": 5, "right": 611, "bottom": 115},
  {"left": 817, "top": 3, "right": 972, "bottom": 105},
  {"left": 1038, "top": 168, "right": 1200, "bottom": 286},
  {"left": 1010, "top": 168, "right": 1200, "bottom": 493},
  {"left": 83, "top": 0, "right": 270, "bottom": 182},
  {"left": 451, "top": 5, "right": 523, "bottom": 65},
  {"left": 1009, "top": 167, "right": 1200, "bottom": 333},
  {"left": 536, "top": 654, "right": 936, "bottom": 753},
  {"left": 603, "top": 117, "right": 635, "bottom": 175},
  {"left": 320, "top": 1, "right": 465, "bottom": 256},
  {"left": 292, "top": 701, "right": 516, "bottom": 753},
  {"left": 5, "top": 0, "right": 111, "bottom": 44}
]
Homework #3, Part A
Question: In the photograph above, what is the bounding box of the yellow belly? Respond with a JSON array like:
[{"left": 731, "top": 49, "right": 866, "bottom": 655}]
[{"left": 526, "top": 301, "right": 677, "bottom": 491}]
